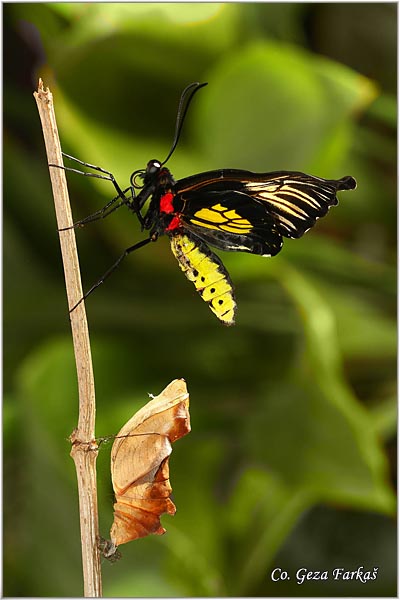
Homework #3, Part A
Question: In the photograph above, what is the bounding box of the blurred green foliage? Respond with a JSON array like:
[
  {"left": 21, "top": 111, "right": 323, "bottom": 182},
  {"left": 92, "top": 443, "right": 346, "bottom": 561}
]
[{"left": 4, "top": 3, "right": 396, "bottom": 597}]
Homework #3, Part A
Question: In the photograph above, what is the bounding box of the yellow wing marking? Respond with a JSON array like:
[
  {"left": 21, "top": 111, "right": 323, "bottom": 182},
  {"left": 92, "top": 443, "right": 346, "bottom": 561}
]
[
  {"left": 190, "top": 218, "right": 220, "bottom": 231},
  {"left": 194, "top": 207, "right": 227, "bottom": 223},
  {"left": 213, "top": 203, "right": 229, "bottom": 212},
  {"left": 224, "top": 210, "right": 250, "bottom": 224},
  {"left": 234, "top": 218, "right": 252, "bottom": 225},
  {"left": 192, "top": 204, "right": 253, "bottom": 234},
  {"left": 170, "top": 233, "right": 236, "bottom": 325}
]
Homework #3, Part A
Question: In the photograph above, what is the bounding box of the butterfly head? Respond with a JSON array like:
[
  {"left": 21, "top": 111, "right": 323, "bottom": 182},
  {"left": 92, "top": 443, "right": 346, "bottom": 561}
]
[
  {"left": 130, "top": 160, "right": 174, "bottom": 196},
  {"left": 145, "top": 159, "right": 162, "bottom": 180},
  {"left": 130, "top": 160, "right": 161, "bottom": 190}
]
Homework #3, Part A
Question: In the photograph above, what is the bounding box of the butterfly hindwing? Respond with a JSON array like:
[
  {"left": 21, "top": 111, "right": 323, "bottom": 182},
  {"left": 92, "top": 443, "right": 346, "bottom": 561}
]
[
  {"left": 169, "top": 231, "right": 236, "bottom": 325},
  {"left": 178, "top": 191, "right": 283, "bottom": 256}
]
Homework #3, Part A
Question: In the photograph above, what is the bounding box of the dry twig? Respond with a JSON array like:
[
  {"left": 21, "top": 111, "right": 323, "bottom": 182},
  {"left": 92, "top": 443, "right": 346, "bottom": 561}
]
[{"left": 34, "top": 79, "right": 102, "bottom": 597}]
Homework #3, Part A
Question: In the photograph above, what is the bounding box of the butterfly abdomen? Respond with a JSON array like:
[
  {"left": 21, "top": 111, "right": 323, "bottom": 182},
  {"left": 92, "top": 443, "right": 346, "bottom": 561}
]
[{"left": 169, "top": 232, "right": 237, "bottom": 325}]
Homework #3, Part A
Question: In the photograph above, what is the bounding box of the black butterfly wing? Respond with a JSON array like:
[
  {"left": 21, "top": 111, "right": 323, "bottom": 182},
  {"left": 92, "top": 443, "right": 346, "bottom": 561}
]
[
  {"left": 175, "top": 169, "right": 356, "bottom": 246},
  {"left": 239, "top": 171, "right": 356, "bottom": 238},
  {"left": 177, "top": 190, "right": 284, "bottom": 257}
]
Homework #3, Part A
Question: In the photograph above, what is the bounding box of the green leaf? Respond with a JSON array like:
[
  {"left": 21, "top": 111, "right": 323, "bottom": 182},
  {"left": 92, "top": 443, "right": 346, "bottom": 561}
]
[
  {"left": 103, "top": 569, "right": 181, "bottom": 597},
  {"left": 274, "top": 261, "right": 394, "bottom": 512},
  {"left": 195, "top": 41, "right": 376, "bottom": 174},
  {"left": 162, "top": 438, "right": 228, "bottom": 596},
  {"left": 226, "top": 468, "right": 314, "bottom": 594}
]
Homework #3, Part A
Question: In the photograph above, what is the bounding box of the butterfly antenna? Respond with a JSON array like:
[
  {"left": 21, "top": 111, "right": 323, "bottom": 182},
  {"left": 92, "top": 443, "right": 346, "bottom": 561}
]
[{"left": 161, "top": 81, "right": 208, "bottom": 166}]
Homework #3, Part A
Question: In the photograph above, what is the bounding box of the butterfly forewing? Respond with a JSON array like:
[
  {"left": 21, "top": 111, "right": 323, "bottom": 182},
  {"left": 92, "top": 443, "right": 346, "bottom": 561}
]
[
  {"left": 176, "top": 169, "right": 356, "bottom": 241},
  {"left": 241, "top": 172, "right": 356, "bottom": 238}
]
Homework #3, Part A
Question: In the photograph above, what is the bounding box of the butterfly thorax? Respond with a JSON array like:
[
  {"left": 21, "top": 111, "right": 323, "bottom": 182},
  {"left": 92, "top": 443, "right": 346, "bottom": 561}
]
[
  {"left": 157, "top": 187, "right": 184, "bottom": 234},
  {"left": 141, "top": 161, "right": 184, "bottom": 235}
]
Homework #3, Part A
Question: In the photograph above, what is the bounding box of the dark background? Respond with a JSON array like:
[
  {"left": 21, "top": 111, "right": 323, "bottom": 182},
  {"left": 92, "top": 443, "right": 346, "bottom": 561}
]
[{"left": 4, "top": 3, "right": 396, "bottom": 597}]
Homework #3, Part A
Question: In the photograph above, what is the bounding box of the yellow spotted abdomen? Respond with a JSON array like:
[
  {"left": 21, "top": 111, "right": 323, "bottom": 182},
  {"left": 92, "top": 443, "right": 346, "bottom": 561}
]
[{"left": 170, "top": 233, "right": 236, "bottom": 325}]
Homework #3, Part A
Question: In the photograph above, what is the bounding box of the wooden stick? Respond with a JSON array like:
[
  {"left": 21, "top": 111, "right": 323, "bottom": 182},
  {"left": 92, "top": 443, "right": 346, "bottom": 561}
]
[{"left": 34, "top": 79, "right": 102, "bottom": 597}]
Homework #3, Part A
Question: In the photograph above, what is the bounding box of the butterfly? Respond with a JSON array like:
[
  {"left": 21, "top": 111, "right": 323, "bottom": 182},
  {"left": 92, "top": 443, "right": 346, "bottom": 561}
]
[{"left": 55, "top": 82, "right": 357, "bottom": 325}]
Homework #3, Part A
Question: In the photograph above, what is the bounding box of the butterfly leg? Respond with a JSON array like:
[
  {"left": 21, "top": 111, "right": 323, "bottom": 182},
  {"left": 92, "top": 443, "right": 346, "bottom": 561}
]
[
  {"left": 49, "top": 152, "right": 134, "bottom": 211},
  {"left": 69, "top": 236, "right": 155, "bottom": 312},
  {"left": 50, "top": 152, "right": 147, "bottom": 227},
  {"left": 58, "top": 194, "right": 129, "bottom": 231}
]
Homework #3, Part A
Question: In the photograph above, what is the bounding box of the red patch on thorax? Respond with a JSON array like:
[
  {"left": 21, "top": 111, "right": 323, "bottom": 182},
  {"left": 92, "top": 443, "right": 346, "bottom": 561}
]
[
  {"left": 166, "top": 215, "right": 181, "bottom": 231},
  {"left": 160, "top": 191, "right": 181, "bottom": 231},
  {"left": 160, "top": 192, "right": 175, "bottom": 214}
]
